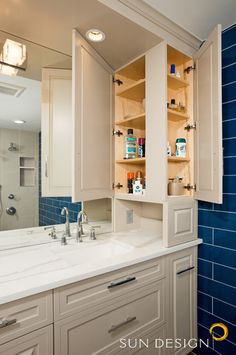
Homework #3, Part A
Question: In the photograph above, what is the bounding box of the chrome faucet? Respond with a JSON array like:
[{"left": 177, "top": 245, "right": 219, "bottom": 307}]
[
  {"left": 76, "top": 210, "right": 88, "bottom": 243},
  {"left": 61, "top": 207, "right": 71, "bottom": 238}
]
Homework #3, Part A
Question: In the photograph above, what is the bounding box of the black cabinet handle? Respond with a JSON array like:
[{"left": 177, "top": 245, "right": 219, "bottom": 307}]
[
  {"left": 177, "top": 266, "right": 195, "bottom": 275},
  {"left": 0, "top": 318, "right": 17, "bottom": 328},
  {"left": 108, "top": 276, "right": 136, "bottom": 289}
]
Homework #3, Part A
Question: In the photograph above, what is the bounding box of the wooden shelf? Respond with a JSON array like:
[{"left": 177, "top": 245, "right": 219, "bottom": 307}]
[
  {"left": 168, "top": 109, "right": 189, "bottom": 122},
  {"left": 115, "top": 113, "right": 145, "bottom": 129},
  {"left": 116, "top": 158, "right": 146, "bottom": 165},
  {"left": 167, "top": 74, "right": 189, "bottom": 90},
  {"left": 115, "top": 193, "right": 146, "bottom": 202},
  {"left": 117, "top": 56, "right": 145, "bottom": 81},
  {"left": 116, "top": 79, "right": 145, "bottom": 101},
  {"left": 168, "top": 156, "right": 190, "bottom": 163}
]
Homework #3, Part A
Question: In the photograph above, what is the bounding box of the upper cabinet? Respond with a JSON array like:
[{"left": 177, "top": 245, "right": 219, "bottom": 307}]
[
  {"left": 72, "top": 25, "right": 222, "bottom": 204},
  {"left": 41, "top": 68, "right": 72, "bottom": 197}
]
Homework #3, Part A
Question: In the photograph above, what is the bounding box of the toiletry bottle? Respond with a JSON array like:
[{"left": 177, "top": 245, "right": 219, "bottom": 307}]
[
  {"left": 176, "top": 138, "right": 187, "bottom": 157},
  {"left": 133, "top": 171, "right": 143, "bottom": 195},
  {"left": 127, "top": 172, "right": 134, "bottom": 194},
  {"left": 167, "top": 141, "right": 171, "bottom": 156},
  {"left": 170, "top": 64, "right": 175, "bottom": 75},
  {"left": 124, "top": 128, "right": 137, "bottom": 159},
  {"left": 138, "top": 138, "right": 145, "bottom": 158}
]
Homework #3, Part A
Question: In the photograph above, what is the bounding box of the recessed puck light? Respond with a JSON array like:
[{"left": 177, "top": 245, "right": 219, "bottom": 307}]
[
  {"left": 13, "top": 120, "right": 26, "bottom": 124},
  {"left": 86, "top": 29, "right": 105, "bottom": 42}
]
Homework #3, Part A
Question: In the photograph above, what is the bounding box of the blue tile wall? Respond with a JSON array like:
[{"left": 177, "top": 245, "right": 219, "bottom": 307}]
[
  {"left": 197, "top": 24, "right": 236, "bottom": 355},
  {"left": 38, "top": 132, "right": 81, "bottom": 226}
]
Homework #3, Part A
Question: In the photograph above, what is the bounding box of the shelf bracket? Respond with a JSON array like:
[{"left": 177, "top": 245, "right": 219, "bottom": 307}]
[
  {"left": 184, "top": 64, "right": 196, "bottom": 74},
  {"left": 184, "top": 123, "right": 196, "bottom": 132},
  {"left": 113, "top": 129, "right": 123, "bottom": 137},
  {"left": 113, "top": 77, "right": 123, "bottom": 86},
  {"left": 113, "top": 182, "right": 123, "bottom": 190},
  {"left": 184, "top": 184, "right": 196, "bottom": 191}
]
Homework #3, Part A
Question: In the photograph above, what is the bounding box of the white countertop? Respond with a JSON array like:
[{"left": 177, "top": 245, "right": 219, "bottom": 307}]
[{"left": 0, "top": 229, "right": 202, "bottom": 305}]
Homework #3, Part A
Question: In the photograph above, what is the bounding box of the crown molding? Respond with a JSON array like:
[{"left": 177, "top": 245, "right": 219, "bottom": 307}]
[{"left": 99, "top": 0, "right": 202, "bottom": 56}]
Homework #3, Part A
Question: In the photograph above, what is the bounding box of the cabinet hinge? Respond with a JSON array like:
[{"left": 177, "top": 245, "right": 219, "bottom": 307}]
[
  {"left": 113, "top": 182, "right": 123, "bottom": 189},
  {"left": 113, "top": 129, "right": 123, "bottom": 137},
  {"left": 184, "top": 123, "right": 196, "bottom": 131},
  {"left": 184, "top": 184, "right": 196, "bottom": 191},
  {"left": 184, "top": 64, "right": 196, "bottom": 74},
  {"left": 113, "top": 77, "right": 123, "bottom": 86}
]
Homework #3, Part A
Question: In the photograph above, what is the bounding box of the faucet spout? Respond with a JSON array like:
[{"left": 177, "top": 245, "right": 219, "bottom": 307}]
[
  {"left": 61, "top": 207, "right": 71, "bottom": 238},
  {"left": 76, "top": 210, "right": 88, "bottom": 242}
]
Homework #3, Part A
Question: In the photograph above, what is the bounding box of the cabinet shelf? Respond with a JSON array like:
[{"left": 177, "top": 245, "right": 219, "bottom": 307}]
[
  {"left": 116, "top": 158, "right": 146, "bottom": 165},
  {"left": 115, "top": 193, "right": 146, "bottom": 201},
  {"left": 115, "top": 113, "right": 145, "bottom": 129},
  {"left": 168, "top": 109, "right": 189, "bottom": 122},
  {"left": 167, "top": 74, "right": 189, "bottom": 90},
  {"left": 168, "top": 156, "right": 190, "bottom": 163},
  {"left": 116, "top": 79, "right": 145, "bottom": 102}
]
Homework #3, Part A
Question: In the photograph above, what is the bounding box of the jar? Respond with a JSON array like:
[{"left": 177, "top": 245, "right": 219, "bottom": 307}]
[
  {"left": 176, "top": 138, "right": 186, "bottom": 157},
  {"left": 168, "top": 177, "right": 184, "bottom": 196}
]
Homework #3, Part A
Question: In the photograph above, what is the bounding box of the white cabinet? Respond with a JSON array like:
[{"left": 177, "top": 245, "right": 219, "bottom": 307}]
[
  {"left": 168, "top": 248, "right": 197, "bottom": 355},
  {"left": 72, "top": 25, "right": 222, "bottom": 205},
  {"left": 41, "top": 68, "right": 72, "bottom": 197}
]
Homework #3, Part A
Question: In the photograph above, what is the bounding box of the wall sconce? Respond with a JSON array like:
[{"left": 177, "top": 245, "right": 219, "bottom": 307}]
[{"left": 0, "top": 39, "right": 27, "bottom": 76}]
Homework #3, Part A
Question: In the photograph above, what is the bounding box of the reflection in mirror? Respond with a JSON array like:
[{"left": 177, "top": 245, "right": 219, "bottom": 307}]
[{"left": 0, "top": 31, "right": 112, "bottom": 235}]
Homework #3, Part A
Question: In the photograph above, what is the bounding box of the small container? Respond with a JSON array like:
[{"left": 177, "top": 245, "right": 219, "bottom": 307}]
[
  {"left": 168, "top": 177, "right": 184, "bottom": 196},
  {"left": 133, "top": 171, "right": 143, "bottom": 195},
  {"left": 124, "top": 129, "right": 137, "bottom": 159},
  {"left": 170, "top": 64, "right": 175, "bottom": 75},
  {"left": 138, "top": 138, "right": 145, "bottom": 158},
  {"left": 176, "top": 138, "right": 186, "bottom": 158},
  {"left": 167, "top": 141, "right": 171, "bottom": 156},
  {"left": 127, "top": 172, "right": 134, "bottom": 194},
  {"left": 169, "top": 99, "right": 178, "bottom": 110}
]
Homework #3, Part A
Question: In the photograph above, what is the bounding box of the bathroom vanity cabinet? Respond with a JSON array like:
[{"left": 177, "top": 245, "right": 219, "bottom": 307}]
[
  {"left": 70, "top": 24, "right": 222, "bottom": 247},
  {"left": 0, "top": 247, "right": 197, "bottom": 355}
]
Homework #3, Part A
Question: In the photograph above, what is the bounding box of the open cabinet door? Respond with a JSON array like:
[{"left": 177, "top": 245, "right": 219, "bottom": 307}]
[
  {"left": 72, "top": 30, "right": 114, "bottom": 202},
  {"left": 194, "top": 25, "right": 223, "bottom": 203}
]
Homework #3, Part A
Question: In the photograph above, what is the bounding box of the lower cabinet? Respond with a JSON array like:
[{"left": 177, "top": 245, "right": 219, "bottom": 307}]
[
  {"left": 168, "top": 247, "right": 197, "bottom": 355},
  {"left": 0, "top": 325, "right": 53, "bottom": 355}
]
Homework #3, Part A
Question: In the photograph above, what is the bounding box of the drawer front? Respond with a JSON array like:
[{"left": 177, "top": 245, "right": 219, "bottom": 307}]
[
  {"left": 0, "top": 325, "right": 53, "bottom": 355},
  {"left": 55, "top": 280, "right": 165, "bottom": 355},
  {"left": 0, "top": 291, "right": 53, "bottom": 345},
  {"left": 54, "top": 258, "right": 165, "bottom": 321}
]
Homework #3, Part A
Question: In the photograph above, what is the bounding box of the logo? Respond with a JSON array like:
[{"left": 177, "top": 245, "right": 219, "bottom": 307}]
[{"left": 209, "top": 323, "right": 228, "bottom": 341}]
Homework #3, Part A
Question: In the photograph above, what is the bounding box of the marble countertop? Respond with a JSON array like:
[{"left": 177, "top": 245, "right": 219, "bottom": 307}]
[{"left": 0, "top": 229, "right": 202, "bottom": 305}]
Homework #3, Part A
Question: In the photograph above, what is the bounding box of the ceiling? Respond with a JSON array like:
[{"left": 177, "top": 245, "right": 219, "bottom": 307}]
[
  {"left": 143, "top": 0, "right": 236, "bottom": 40},
  {"left": 0, "top": 75, "right": 41, "bottom": 132},
  {"left": 0, "top": 0, "right": 160, "bottom": 70}
]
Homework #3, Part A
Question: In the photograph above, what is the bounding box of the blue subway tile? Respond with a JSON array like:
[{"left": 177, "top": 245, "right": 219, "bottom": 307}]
[
  {"left": 223, "top": 82, "right": 236, "bottom": 103},
  {"left": 198, "top": 276, "right": 236, "bottom": 306},
  {"left": 198, "top": 259, "right": 213, "bottom": 278},
  {"left": 223, "top": 175, "right": 236, "bottom": 193},
  {"left": 214, "top": 229, "right": 236, "bottom": 250},
  {"left": 223, "top": 119, "right": 236, "bottom": 139},
  {"left": 223, "top": 138, "right": 236, "bottom": 156},
  {"left": 198, "top": 291, "right": 212, "bottom": 312},
  {"left": 223, "top": 100, "right": 236, "bottom": 120},
  {"left": 214, "top": 339, "right": 236, "bottom": 355},
  {"left": 222, "top": 25, "right": 236, "bottom": 50},
  {"left": 222, "top": 63, "right": 236, "bottom": 85},
  {"left": 214, "top": 264, "right": 236, "bottom": 288},
  {"left": 214, "top": 194, "right": 236, "bottom": 212},
  {"left": 199, "top": 209, "right": 236, "bottom": 231},
  {"left": 223, "top": 157, "right": 236, "bottom": 175},
  {"left": 222, "top": 44, "right": 236, "bottom": 67},
  {"left": 198, "top": 201, "right": 213, "bottom": 210},
  {"left": 198, "top": 226, "right": 213, "bottom": 244},
  {"left": 213, "top": 299, "right": 236, "bottom": 326},
  {"left": 199, "top": 244, "right": 236, "bottom": 268}
]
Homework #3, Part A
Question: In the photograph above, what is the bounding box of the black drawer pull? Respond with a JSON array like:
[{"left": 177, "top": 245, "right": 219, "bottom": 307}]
[
  {"left": 107, "top": 276, "right": 136, "bottom": 289},
  {"left": 0, "top": 318, "right": 17, "bottom": 328},
  {"left": 177, "top": 266, "right": 195, "bottom": 275},
  {"left": 108, "top": 316, "right": 136, "bottom": 333}
]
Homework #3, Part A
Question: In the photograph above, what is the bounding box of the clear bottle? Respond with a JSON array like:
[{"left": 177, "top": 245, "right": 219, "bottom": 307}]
[{"left": 124, "top": 129, "right": 137, "bottom": 159}]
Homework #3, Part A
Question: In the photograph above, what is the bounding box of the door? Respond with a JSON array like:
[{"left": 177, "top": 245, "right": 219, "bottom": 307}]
[
  {"left": 72, "top": 30, "right": 114, "bottom": 202},
  {"left": 41, "top": 68, "right": 72, "bottom": 197},
  {"left": 194, "top": 24, "right": 222, "bottom": 203},
  {"left": 169, "top": 248, "right": 197, "bottom": 355}
]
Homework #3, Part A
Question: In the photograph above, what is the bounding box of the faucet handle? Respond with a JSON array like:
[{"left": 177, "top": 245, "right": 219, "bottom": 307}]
[
  {"left": 44, "top": 225, "right": 57, "bottom": 239},
  {"left": 89, "top": 225, "right": 101, "bottom": 240}
]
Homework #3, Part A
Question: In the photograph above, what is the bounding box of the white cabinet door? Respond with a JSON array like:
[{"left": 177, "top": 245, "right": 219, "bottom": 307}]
[
  {"left": 72, "top": 30, "right": 114, "bottom": 202},
  {"left": 168, "top": 248, "right": 197, "bottom": 355},
  {"left": 194, "top": 25, "right": 222, "bottom": 203},
  {"left": 41, "top": 68, "right": 72, "bottom": 197}
]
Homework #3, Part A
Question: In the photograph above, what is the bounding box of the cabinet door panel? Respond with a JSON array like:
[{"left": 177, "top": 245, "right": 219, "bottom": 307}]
[
  {"left": 41, "top": 68, "right": 72, "bottom": 197},
  {"left": 194, "top": 24, "right": 222, "bottom": 203},
  {"left": 72, "top": 30, "right": 114, "bottom": 202}
]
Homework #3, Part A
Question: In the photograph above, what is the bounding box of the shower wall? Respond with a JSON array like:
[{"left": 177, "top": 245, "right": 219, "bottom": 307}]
[{"left": 0, "top": 128, "right": 39, "bottom": 231}]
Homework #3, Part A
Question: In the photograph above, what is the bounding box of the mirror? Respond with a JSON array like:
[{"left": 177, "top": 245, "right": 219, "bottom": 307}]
[{"left": 0, "top": 30, "right": 112, "bottom": 233}]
